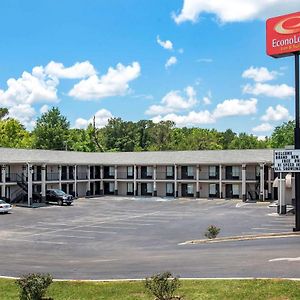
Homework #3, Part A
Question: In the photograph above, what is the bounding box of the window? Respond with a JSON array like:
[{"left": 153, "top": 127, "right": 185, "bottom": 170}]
[
  {"left": 232, "top": 166, "right": 240, "bottom": 177},
  {"left": 109, "top": 182, "right": 114, "bottom": 192},
  {"left": 147, "top": 183, "right": 153, "bottom": 193},
  {"left": 187, "top": 184, "right": 194, "bottom": 194},
  {"left": 127, "top": 182, "right": 133, "bottom": 193},
  {"left": 232, "top": 184, "right": 239, "bottom": 195},
  {"left": 209, "top": 184, "right": 217, "bottom": 195},
  {"left": 146, "top": 167, "right": 153, "bottom": 177},
  {"left": 166, "top": 166, "right": 173, "bottom": 177},
  {"left": 209, "top": 166, "right": 217, "bottom": 177},
  {"left": 166, "top": 183, "right": 173, "bottom": 194},
  {"left": 109, "top": 166, "right": 115, "bottom": 177},
  {"left": 127, "top": 166, "right": 133, "bottom": 177},
  {"left": 187, "top": 166, "right": 194, "bottom": 177}
]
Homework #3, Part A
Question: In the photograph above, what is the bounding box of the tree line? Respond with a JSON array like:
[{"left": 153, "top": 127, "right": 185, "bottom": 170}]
[{"left": 0, "top": 107, "right": 295, "bottom": 152}]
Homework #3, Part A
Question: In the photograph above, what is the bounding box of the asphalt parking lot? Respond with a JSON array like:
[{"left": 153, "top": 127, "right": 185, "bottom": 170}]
[{"left": 0, "top": 197, "right": 299, "bottom": 279}]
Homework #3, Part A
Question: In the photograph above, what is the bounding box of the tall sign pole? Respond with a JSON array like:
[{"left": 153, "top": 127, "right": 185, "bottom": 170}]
[
  {"left": 294, "top": 53, "right": 300, "bottom": 231},
  {"left": 266, "top": 11, "right": 300, "bottom": 231}
]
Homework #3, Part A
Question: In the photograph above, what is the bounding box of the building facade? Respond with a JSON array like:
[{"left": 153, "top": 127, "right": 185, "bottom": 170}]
[{"left": 0, "top": 148, "right": 282, "bottom": 206}]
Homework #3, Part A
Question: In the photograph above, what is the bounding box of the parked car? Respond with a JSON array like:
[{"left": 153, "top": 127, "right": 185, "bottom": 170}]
[
  {"left": 46, "top": 189, "right": 73, "bottom": 206},
  {"left": 0, "top": 200, "right": 12, "bottom": 214}
]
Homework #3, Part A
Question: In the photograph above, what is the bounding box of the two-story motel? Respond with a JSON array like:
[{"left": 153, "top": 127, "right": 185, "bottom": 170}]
[{"left": 0, "top": 147, "right": 294, "bottom": 206}]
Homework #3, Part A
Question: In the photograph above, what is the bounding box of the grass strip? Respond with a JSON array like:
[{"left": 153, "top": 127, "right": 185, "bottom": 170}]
[{"left": 0, "top": 278, "right": 300, "bottom": 299}]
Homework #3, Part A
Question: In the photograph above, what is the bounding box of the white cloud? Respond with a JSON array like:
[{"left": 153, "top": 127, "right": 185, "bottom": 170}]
[
  {"left": 252, "top": 122, "right": 273, "bottom": 132},
  {"left": 165, "top": 56, "right": 177, "bottom": 69},
  {"left": 152, "top": 110, "right": 215, "bottom": 126},
  {"left": 261, "top": 105, "right": 291, "bottom": 122},
  {"left": 156, "top": 36, "right": 173, "bottom": 50},
  {"left": 242, "top": 66, "right": 279, "bottom": 82},
  {"left": 146, "top": 86, "right": 197, "bottom": 115},
  {"left": 243, "top": 83, "right": 294, "bottom": 98},
  {"left": 173, "top": 0, "right": 300, "bottom": 24},
  {"left": 9, "top": 104, "right": 36, "bottom": 128},
  {"left": 213, "top": 98, "right": 257, "bottom": 118},
  {"left": 74, "top": 109, "right": 113, "bottom": 129},
  {"left": 203, "top": 97, "right": 211, "bottom": 105},
  {"left": 0, "top": 66, "right": 59, "bottom": 108},
  {"left": 257, "top": 135, "right": 268, "bottom": 141},
  {"left": 196, "top": 58, "right": 213, "bottom": 63},
  {"left": 69, "top": 62, "right": 141, "bottom": 100},
  {"left": 40, "top": 104, "right": 49, "bottom": 114},
  {"left": 203, "top": 91, "right": 212, "bottom": 105},
  {"left": 45, "top": 61, "right": 96, "bottom": 79}
]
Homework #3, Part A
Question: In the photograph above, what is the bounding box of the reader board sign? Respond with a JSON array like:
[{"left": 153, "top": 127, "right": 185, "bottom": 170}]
[
  {"left": 274, "top": 150, "right": 300, "bottom": 172},
  {"left": 266, "top": 11, "right": 300, "bottom": 58}
]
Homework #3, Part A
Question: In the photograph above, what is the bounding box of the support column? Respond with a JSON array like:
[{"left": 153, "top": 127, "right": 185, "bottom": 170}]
[
  {"left": 100, "top": 165, "right": 104, "bottom": 195},
  {"left": 174, "top": 164, "right": 178, "bottom": 197},
  {"left": 153, "top": 165, "right": 157, "bottom": 196},
  {"left": 27, "top": 164, "right": 33, "bottom": 207},
  {"left": 58, "top": 165, "right": 62, "bottom": 190},
  {"left": 268, "top": 166, "right": 272, "bottom": 200},
  {"left": 41, "top": 164, "right": 46, "bottom": 202},
  {"left": 219, "top": 165, "right": 222, "bottom": 198},
  {"left": 114, "top": 165, "right": 118, "bottom": 195},
  {"left": 278, "top": 173, "right": 286, "bottom": 214},
  {"left": 1, "top": 165, "right": 6, "bottom": 199},
  {"left": 74, "top": 165, "right": 77, "bottom": 197},
  {"left": 260, "top": 164, "right": 265, "bottom": 201},
  {"left": 134, "top": 165, "right": 137, "bottom": 196},
  {"left": 196, "top": 165, "right": 200, "bottom": 198},
  {"left": 87, "top": 165, "right": 91, "bottom": 195},
  {"left": 242, "top": 164, "right": 246, "bottom": 202}
]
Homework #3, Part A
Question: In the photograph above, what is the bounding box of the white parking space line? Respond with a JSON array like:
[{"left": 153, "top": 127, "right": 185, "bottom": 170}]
[
  {"left": 38, "top": 222, "right": 69, "bottom": 226},
  {"left": 46, "top": 234, "right": 96, "bottom": 239},
  {"left": 24, "top": 211, "right": 162, "bottom": 238},
  {"left": 67, "top": 229, "right": 117, "bottom": 234},
  {"left": 269, "top": 257, "right": 300, "bottom": 262},
  {"left": 252, "top": 227, "right": 291, "bottom": 231},
  {"left": 0, "top": 237, "right": 66, "bottom": 245},
  {"left": 88, "top": 225, "right": 137, "bottom": 230}
]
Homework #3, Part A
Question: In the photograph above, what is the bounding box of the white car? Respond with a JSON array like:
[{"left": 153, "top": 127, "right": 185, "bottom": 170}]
[{"left": 0, "top": 200, "right": 12, "bottom": 214}]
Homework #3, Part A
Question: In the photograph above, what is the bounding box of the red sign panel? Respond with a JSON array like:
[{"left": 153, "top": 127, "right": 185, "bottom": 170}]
[{"left": 266, "top": 11, "right": 300, "bottom": 58}]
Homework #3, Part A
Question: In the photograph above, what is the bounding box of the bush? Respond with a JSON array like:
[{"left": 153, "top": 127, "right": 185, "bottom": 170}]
[
  {"left": 16, "top": 273, "right": 53, "bottom": 300},
  {"left": 204, "top": 225, "right": 221, "bottom": 239},
  {"left": 145, "top": 272, "right": 181, "bottom": 300}
]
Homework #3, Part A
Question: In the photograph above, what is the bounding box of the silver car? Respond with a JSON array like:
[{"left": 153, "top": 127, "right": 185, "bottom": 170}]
[{"left": 0, "top": 200, "right": 12, "bottom": 214}]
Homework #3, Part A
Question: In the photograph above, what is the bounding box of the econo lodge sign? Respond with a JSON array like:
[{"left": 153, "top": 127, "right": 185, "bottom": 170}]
[{"left": 267, "top": 11, "right": 300, "bottom": 58}]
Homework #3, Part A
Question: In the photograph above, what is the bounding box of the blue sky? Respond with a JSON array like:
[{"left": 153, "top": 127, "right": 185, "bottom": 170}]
[{"left": 0, "top": 0, "right": 298, "bottom": 137}]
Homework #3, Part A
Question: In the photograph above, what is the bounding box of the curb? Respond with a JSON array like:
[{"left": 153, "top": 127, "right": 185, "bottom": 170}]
[
  {"left": 1, "top": 275, "right": 300, "bottom": 282},
  {"left": 179, "top": 232, "right": 300, "bottom": 245}
]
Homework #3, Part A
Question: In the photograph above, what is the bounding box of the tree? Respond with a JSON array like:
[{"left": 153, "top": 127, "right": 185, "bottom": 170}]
[
  {"left": 0, "top": 107, "right": 9, "bottom": 120},
  {"left": 33, "top": 107, "right": 70, "bottom": 150},
  {"left": 102, "top": 118, "right": 139, "bottom": 152},
  {"left": 0, "top": 118, "right": 33, "bottom": 148},
  {"left": 66, "top": 128, "right": 97, "bottom": 152},
  {"left": 220, "top": 129, "right": 236, "bottom": 149},
  {"left": 147, "top": 121, "right": 175, "bottom": 151},
  {"left": 229, "top": 133, "right": 268, "bottom": 149},
  {"left": 270, "top": 120, "right": 295, "bottom": 148}
]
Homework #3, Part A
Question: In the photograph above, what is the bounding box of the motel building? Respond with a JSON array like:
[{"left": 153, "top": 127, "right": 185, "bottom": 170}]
[{"left": 0, "top": 147, "right": 295, "bottom": 206}]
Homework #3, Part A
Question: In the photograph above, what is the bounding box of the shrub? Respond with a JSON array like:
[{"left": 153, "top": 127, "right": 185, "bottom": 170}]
[
  {"left": 145, "top": 271, "right": 181, "bottom": 300},
  {"left": 16, "top": 273, "right": 53, "bottom": 300},
  {"left": 205, "top": 225, "right": 221, "bottom": 239}
]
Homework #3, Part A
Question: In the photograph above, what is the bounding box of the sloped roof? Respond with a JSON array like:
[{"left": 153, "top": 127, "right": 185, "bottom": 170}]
[{"left": 0, "top": 147, "right": 274, "bottom": 165}]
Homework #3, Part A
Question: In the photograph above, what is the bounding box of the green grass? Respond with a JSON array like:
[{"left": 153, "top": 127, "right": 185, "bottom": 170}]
[{"left": 0, "top": 278, "right": 299, "bottom": 299}]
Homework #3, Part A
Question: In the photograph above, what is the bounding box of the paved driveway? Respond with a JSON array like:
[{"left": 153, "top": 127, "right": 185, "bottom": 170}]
[{"left": 0, "top": 197, "right": 299, "bottom": 279}]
